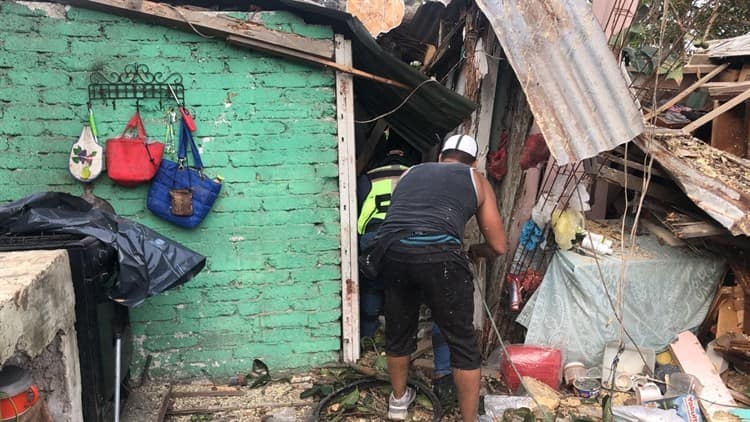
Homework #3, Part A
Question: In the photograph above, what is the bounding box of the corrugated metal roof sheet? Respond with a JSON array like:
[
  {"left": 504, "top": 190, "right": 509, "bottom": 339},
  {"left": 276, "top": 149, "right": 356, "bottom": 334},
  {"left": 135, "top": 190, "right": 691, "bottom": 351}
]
[
  {"left": 635, "top": 128, "right": 750, "bottom": 236},
  {"left": 475, "top": 0, "right": 644, "bottom": 165}
]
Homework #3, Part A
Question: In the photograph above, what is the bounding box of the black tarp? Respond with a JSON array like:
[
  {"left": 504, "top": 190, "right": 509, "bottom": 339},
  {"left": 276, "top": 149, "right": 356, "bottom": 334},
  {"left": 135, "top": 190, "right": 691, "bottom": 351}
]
[{"left": 0, "top": 192, "right": 205, "bottom": 307}]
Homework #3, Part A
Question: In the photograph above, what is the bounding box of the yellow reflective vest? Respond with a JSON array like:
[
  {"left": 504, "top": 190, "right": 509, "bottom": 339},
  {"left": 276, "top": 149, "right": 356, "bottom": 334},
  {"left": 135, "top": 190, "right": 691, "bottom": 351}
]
[{"left": 357, "top": 164, "right": 408, "bottom": 235}]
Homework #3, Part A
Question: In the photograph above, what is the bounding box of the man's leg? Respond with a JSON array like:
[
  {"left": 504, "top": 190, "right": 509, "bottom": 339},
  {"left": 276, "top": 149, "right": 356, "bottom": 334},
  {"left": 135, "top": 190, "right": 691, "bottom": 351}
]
[
  {"left": 387, "top": 355, "right": 410, "bottom": 398},
  {"left": 452, "top": 368, "right": 480, "bottom": 422},
  {"left": 382, "top": 256, "right": 420, "bottom": 407},
  {"left": 421, "top": 260, "right": 481, "bottom": 422}
]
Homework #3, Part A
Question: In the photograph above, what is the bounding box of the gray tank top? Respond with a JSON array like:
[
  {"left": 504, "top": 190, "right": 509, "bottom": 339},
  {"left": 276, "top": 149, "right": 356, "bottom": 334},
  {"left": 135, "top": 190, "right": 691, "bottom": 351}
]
[{"left": 378, "top": 162, "right": 478, "bottom": 242}]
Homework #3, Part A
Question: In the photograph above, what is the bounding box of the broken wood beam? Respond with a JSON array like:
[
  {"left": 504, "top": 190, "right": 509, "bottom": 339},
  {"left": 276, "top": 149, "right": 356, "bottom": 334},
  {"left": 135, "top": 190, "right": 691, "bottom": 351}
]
[
  {"left": 156, "top": 384, "right": 173, "bottom": 422},
  {"left": 602, "top": 152, "right": 666, "bottom": 177},
  {"left": 644, "top": 62, "right": 729, "bottom": 121},
  {"left": 170, "top": 390, "right": 244, "bottom": 398},
  {"left": 227, "top": 35, "right": 409, "bottom": 90},
  {"left": 682, "top": 85, "right": 750, "bottom": 133},
  {"left": 61, "top": 0, "right": 334, "bottom": 59},
  {"left": 640, "top": 219, "right": 687, "bottom": 247},
  {"left": 597, "top": 166, "right": 680, "bottom": 202},
  {"left": 669, "top": 221, "right": 727, "bottom": 239}
]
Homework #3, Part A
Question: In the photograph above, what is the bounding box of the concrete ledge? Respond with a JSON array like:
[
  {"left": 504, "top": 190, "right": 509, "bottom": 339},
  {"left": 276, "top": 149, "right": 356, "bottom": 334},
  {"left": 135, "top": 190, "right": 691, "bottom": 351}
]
[
  {"left": 0, "top": 250, "right": 75, "bottom": 361},
  {"left": 0, "top": 250, "right": 82, "bottom": 422}
]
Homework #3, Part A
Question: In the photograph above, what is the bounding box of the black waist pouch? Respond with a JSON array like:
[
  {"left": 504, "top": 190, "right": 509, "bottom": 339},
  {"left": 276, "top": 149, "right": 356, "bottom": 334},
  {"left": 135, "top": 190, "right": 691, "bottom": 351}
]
[{"left": 358, "top": 231, "right": 409, "bottom": 280}]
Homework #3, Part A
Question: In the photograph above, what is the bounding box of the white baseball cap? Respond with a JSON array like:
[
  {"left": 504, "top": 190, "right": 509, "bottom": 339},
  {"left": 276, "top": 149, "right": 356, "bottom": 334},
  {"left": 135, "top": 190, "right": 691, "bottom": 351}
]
[{"left": 441, "top": 134, "right": 478, "bottom": 159}]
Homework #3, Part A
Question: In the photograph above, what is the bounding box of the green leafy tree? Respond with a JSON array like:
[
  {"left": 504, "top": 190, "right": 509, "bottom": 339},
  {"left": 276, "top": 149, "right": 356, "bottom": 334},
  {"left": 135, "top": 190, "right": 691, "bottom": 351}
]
[{"left": 624, "top": 0, "right": 749, "bottom": 78}]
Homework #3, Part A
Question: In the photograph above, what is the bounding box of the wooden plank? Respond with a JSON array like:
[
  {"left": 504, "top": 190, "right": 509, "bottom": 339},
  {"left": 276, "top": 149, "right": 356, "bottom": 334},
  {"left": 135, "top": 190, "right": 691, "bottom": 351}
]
[
  {"left": 227, "top": 36, "right": 408, "bottom": 89},
  {"left": 61, "top": 0, "right": 334, "bottom": 59},
  {"left": 644, "top": 62, "right": 729, "bottom": 121},
  {"left": 170, "top": 390, "right": 244, "bottom": 398},
  {"left": 356, "top": 119, "right": 388, "bottom": 174},
  {"left": 682, "top": 86, "right": 750, "bottom": 133},
  {"left": 683, "top": 64, "right": 720, "bottom": 74},
  {"left": 669, "top": 221, "right": 727, "bottom": 238},
  {"left": 335, "top": 35, "right": 360, "bottom": 363},
  {"left": 597, "top": 166, "right": 681, "bottom": 202},
  {"left": 670, "top": 331, "right": 737, "bottom": 420},
  {"left": 704, "top": 81, "right": 750, "bottom": 97},
  {"left": 603, "top": 152, "right": 666, "bottom": 177},
  {"left": 640, "top": 219, "right": 687, "bottom": 247}
]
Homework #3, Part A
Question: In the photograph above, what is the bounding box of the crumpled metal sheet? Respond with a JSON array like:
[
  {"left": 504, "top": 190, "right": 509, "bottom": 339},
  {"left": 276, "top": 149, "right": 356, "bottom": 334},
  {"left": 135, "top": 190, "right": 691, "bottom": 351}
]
[{"left": 475, "top": 0, "right": 644, "bottom": 165}]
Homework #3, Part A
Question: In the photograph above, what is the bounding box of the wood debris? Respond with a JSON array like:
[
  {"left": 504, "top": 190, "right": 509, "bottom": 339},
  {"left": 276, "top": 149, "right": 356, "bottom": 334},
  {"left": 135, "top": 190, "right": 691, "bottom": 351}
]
[{"left": 658, "top": 134, "right": 750, "bottom": 195}]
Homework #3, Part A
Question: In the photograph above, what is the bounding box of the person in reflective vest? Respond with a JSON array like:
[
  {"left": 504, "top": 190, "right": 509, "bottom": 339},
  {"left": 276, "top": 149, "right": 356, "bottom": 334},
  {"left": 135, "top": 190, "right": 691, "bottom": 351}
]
[{"left": 357, "top": 149, "right": 410, "bottom": 336}]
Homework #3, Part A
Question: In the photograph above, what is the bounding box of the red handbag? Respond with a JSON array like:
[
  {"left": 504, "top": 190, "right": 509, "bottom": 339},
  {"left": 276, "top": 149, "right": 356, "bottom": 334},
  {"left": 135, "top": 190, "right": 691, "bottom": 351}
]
[{"left": 106, "top": 112, "right": 165, "bottom": 187}]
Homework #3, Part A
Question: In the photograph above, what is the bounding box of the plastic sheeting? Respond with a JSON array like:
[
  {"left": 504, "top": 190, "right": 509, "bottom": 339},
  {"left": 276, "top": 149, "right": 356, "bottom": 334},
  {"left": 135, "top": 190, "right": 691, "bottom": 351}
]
[
  {"left": 517, "top": 235, "right": 724, "bottom": 366},
  {"left": 0, "top": 192, "right": 205, "bottom": 307}
]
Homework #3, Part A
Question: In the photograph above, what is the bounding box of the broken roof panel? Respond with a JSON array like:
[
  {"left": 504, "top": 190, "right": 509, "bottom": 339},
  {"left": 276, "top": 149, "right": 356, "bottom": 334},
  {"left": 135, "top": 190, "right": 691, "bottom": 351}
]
[
  {"left": 706, "top": 33, "right": 750, "bottom": 58},
  {"left": 635, "top": 128, "right": 750, "bottom": 237},
  {"left": 475, "top": 0, "right": 644, "bottom": 165}
]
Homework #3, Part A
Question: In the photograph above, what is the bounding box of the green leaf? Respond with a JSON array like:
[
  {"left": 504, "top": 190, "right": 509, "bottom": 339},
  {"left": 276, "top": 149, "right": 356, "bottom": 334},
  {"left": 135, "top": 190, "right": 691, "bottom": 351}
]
[
  {"left": 374, "top": 355, "right": 388, "bottom": 373},
  {"left": 300, "top": 386, "right": 320, "bottom": 399},
  {"left": 72, "top": 157, "right": 80, "bottom": 164},
  {"left": 320, "top": 384, "right": 335, "bottom": 396},
  {"left": 416, "top": 394, "right": 433, "bottom": 410},
  {"left": 90, "top": 151, "right": 97, "bottom": 157},
  {"left": 666, "top": 65, "right": 684, "bottom": 85},
  {"left": 340, "top": 387, "right": 360, "bottom": 409},
  {"left": 73, "top": 146, "right": 82, "bottom": 154}
]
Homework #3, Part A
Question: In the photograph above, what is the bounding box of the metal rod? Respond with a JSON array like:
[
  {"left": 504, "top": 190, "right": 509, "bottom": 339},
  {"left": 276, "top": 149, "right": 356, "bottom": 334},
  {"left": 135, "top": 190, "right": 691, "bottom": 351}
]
[{"left": 114, "top": 335, "right": 121, "bottom": 422}]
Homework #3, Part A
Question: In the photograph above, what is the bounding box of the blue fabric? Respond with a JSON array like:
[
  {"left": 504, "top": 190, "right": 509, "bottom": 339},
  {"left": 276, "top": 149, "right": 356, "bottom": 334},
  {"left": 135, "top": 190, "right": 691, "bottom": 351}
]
[
  {"left": 147, "top": 119, "right": 221, "bottom": 229},
  {"left": 432, "top": 324, "right": 452, "bottom": 377},
  {"left": 519, "top": 219, "right": 543, "bottom": 250}
]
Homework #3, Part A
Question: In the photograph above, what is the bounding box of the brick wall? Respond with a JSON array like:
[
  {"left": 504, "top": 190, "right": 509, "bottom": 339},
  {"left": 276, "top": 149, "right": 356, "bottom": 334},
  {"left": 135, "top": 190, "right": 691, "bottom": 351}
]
[{"left": 0, "top": 2, "right": 342, "bottom": 378}]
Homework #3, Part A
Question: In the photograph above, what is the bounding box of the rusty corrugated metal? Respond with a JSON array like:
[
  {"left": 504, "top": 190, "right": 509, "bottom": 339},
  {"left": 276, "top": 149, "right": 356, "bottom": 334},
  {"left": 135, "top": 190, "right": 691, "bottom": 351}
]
[
  {"left": 634, "top": 129, "right": 750, "bottom": 236},
  {"left": 475, "top": 0, "right": 644, "bottom": 165}
]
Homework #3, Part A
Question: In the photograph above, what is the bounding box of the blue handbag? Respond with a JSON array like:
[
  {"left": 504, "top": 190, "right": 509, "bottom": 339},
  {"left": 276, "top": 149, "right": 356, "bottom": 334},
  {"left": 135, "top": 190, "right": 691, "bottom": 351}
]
[{"left": 147, "top": 119, "right": 221, "bottom": 228}]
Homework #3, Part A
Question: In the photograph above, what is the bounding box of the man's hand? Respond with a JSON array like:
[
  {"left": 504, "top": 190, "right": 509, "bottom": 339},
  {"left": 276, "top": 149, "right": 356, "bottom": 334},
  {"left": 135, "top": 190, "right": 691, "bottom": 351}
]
[{"left": 468, "top": 243, "right": 498, "bottom": 260}]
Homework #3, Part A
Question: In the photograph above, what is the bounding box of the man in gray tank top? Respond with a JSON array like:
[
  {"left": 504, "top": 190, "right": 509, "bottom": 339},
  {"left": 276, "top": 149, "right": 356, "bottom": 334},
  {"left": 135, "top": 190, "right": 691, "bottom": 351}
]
[{"left": 376, "top": 134, "right": 507, "bottom": 421}]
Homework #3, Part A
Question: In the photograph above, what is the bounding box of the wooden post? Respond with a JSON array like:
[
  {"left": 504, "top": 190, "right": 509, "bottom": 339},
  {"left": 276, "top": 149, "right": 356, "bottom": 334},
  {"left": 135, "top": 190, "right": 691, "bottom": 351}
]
[{"left": 335, "top": 35, "right": 360, "bottom": 363}]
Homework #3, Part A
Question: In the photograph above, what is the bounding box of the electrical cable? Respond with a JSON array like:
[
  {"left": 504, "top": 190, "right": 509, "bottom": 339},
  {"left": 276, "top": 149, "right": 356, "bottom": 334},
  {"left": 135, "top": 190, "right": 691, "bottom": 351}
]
[
  {"left": 165, "top": 4, "right": 215, "bottom": 39},
  {"left": 354, "top": 79, "right": 439, "bottom": 124}
]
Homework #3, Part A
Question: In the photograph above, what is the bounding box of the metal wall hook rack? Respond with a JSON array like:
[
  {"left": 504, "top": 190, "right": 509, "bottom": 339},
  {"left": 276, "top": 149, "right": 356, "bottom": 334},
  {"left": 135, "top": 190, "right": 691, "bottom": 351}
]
[{"left": 88, "top": 63, "right": 185, "bottom": 110}]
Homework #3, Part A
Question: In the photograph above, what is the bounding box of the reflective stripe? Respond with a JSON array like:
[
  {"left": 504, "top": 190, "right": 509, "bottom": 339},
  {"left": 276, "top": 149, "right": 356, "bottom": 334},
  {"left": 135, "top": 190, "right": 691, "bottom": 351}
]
[
  {"left": 400, "top": 234, "right": 460, "bottom": 245},
  {"left": 357, "top": 164, "right": 407, "bottom": 234}
]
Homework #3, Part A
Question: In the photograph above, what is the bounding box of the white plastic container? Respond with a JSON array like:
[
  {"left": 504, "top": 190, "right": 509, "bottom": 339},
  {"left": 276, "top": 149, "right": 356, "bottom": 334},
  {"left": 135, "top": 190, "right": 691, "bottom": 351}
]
[{"left": 601, "top": 341, "right": 656, "bottom": 385}]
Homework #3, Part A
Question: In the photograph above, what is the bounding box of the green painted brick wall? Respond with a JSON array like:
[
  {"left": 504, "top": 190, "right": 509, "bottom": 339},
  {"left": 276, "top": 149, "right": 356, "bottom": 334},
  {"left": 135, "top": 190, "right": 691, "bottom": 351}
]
[{"left": 0, "top": 2, "right": 343, "bottom": 378}]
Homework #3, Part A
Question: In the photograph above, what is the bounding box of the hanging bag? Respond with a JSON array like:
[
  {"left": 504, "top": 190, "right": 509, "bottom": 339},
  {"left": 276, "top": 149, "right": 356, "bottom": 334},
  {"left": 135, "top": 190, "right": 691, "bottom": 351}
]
[
  {"left": 147, "top": 118, "right": 222, "bottom": 228},
  {"left": 106, "top": 111, "right": 165, "bottom": 187},
  {"left": 69, "top": 105, "right": 104, "bottom": 182}
]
